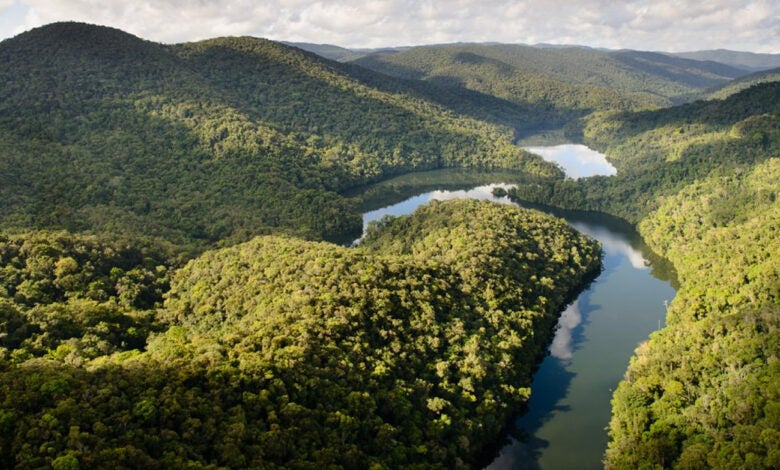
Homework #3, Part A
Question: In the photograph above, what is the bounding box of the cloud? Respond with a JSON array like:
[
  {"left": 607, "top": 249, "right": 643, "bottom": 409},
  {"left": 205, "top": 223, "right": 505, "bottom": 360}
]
[{"left": 1, "top": 0, "right": 778, "bottom": 52}]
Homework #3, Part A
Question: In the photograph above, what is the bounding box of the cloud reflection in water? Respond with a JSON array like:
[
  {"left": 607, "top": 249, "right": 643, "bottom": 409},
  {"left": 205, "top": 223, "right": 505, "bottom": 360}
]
[{"left": 549, "top": 299, "right": 582, "bottom": 360}]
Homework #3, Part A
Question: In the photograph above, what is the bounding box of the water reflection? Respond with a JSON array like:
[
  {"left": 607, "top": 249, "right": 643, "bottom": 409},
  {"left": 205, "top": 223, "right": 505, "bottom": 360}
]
[
  {"left": 548, "top": 300, "right": 582, "bottom": 361},
  {"left": 525, "top": 144, "right": 617, "bottom": 179},
  {"left": 570, "top": 221, "right": 649, "bottom": 270},
  {"left": 360, "top": 184, "right": 515, "bottom": 238},
  {"left": 428, "top": 183, "right": 516, "bottom": 203},
  {"left": 353, "top": 176, "right": 676, "bottom": 470}
]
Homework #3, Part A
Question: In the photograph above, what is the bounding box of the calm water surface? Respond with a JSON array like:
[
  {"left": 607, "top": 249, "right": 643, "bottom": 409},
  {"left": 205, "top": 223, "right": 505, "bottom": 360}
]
[
  {"left": 355, "top": 161, "right": 676, "bottom": 469},
  {"left": 525, "top": 144, "right": 617, "bottom": 179}
]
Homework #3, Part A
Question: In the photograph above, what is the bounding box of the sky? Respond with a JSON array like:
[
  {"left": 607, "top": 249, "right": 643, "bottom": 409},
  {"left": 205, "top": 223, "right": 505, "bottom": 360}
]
[{"left": 1, "top": 0, "right": 778, "bottom": 53}]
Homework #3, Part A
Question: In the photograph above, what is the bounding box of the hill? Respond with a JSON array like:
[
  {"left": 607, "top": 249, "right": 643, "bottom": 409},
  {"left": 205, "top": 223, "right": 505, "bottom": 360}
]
[
  {"left": 0, "top": 22, "right": 557, "bottom": 249},
  {"left": 281, "top": 41, "right": 371, "bottom": 61},
  {"left": 705, "top": 67, "right": 780, "bottom": 100},
  {"left": 511, "top": 81, "right": 780, "bottom": 222},
  {"left": 282, "top": 42, "right": 412, "bottom": 62},
  {"left": 508, "top": 81, "right": 780, "bottom": 468},
  {"left": 670, "top": 49, "right": 780, "bottom": 71},
  {"left": 0, "top": 199, "right": 601, "bottom": 468},
  {"left": 351, "top": 43, "right": 748, "bottom": 123}
]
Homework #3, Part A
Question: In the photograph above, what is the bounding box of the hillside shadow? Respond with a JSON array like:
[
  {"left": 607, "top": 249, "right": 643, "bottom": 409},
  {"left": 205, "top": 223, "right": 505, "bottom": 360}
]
[{"left": 342, "top": 59, "right": 570, "bottom": 134}]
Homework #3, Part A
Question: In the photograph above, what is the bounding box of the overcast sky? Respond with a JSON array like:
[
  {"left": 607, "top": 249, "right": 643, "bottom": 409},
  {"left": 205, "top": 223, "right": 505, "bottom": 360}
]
[{"left": 1, "top": 0, "right": 778, "bottom": 53}]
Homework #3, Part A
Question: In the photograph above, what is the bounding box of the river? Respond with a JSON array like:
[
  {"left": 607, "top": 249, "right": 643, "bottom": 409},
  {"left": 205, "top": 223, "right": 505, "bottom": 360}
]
[{"left": 353, "top": 153, "right": 676, "bottom": 469}]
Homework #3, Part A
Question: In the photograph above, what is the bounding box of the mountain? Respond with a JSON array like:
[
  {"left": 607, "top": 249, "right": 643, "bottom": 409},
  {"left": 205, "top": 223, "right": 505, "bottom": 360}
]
[
  {"left": 0, "top": 22, "right": 557, "bottom": 249},
  {"left": 351, "top": 43, "right": 749, "bottom": 116},
  {"left": 281, "top": 41, "right": 370, "bottom": 61},
  {"left": 705, "top": 67, "right": 780, "bottom": 100},
  {"left": 283, "top": 42, "right": 410, "bottom": 62},
  {"left": 670, "top": 49, "right": 780, "bottom": 71}
]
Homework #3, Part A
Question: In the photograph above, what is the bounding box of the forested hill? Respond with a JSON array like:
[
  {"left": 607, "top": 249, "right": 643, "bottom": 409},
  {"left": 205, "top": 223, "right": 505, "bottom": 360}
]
[
  {"left": 281, "top": 41, "right": 382, "bottom": 62},
  {"left": 0, "top": 200, "right": 601, "bottom": 468},
  {"left": 0, "top": 22, "right": 557, "bottom": 249},
  {"left": 505, "top": 79, "right": 779, "bottom": 468},
  {"left": 669, "top": 49, "right": 780, "bottom": 72},
  {"left": 351, "top": 43, "right": 748, "bottom": 120},
  {"left": 511, "top": 81, "right": 780, "bottom": 223},
  {"left": 705, "top": 67, "right": 780, "bottom": 100}
]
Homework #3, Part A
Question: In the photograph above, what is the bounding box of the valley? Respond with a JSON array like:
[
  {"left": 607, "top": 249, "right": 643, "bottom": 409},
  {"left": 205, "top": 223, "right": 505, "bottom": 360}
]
[{"left": 0, "top": 21, "right": 778, "bottom": 469}]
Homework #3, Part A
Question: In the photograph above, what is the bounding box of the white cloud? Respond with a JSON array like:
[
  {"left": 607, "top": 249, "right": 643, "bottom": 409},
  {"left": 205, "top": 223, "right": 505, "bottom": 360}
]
[{"left": 1, "top": 0, "right": 778, "bottom": 52}]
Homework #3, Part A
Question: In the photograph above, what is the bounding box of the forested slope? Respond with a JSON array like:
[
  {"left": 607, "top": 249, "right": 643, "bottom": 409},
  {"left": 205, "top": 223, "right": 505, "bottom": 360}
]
[
  {"left": 706, "top": 67, "right": 780, "bottom": 100},
  {"left": 504, "top": 81, "right": 780, "bottom": 468},
  {"left": 511, "top": 82, "right": 780, "bottom": 224},
  {"left": 606, "top": 159, "right": 780, "bottom": 469},
  {"left": 352, "top": 43, "right": 748, "bottom": 127},
  {"left": 0, "top": 200, "right": 601, "bottom": 468},
  {"left": 670, "top": 49, "right": 780, "bottom": 72},
  {"left": 0, "top": 22, "right": 557, "bottom": 248}
]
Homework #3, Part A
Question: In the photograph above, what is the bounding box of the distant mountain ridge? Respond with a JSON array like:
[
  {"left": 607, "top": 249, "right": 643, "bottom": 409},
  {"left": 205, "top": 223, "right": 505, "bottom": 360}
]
[
  {"left": 283, "top": 41, "right": 409, "bottom": 62},
  {"left": 669, "top": 49, "right": 780, "bottom": 71},
  {"left": 351, "top": 43, "right": 749, "bottom": 112}
]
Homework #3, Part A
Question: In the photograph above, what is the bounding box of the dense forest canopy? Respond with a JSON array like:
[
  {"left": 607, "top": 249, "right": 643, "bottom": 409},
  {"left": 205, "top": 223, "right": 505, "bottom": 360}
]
[
  {"left": 1, "top": 19, "right": 779, "bottom": 470},
  {"left": 351, "top": 43, "right": 749, "bottom": 122},
  {"left": 0, "top": 22, "right": 559, "bottom": 250},
  {"left": 0, "top": 200, "right": 601, "bottom": 468},
  {"left": 605, "top": 158, "right": 780, "bottom": 469},
  {"left": 503, "top": 80, "right": 780, "bottom": 468}
]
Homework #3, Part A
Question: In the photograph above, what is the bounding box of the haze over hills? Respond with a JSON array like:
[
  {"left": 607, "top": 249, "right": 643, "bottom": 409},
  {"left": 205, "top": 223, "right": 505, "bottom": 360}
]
[
  {"left": 291, "top": 41, "right": 780, "bottom": 74},
  {"left": 350, "top": 43, "right": 748, "bottom": 116},
  {"left": 282, "top": 41, "right": 409, "bottom": 62},
  {"left": 669, "top": 49, "right": 780, "bottom": 71}
]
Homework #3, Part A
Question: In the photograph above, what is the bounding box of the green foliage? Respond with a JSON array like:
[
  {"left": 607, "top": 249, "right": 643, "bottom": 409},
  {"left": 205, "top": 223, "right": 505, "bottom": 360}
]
[
  {"left": 706, "top": 67, "right": 780, "bottom": 100},
  {"left": 3, "top": 19, "right": 776, "bottom": 470},
  {"left": 0, "top": 231, "right": 176, "bottom": 364},
  {"left": 511, "top": 82, "right": 780, "bottom": 223},
  {"left": 598, "top": 134, "right": 780, "bottom": 466},
  {"left": 351, "top": 43, "right": 747, "bottom": 132},
  {"left": 0, "top": 200, "right": 601, "bottom": 468},
  {"left": 0, "top": 22, "right": 559, "bottom": 248}
]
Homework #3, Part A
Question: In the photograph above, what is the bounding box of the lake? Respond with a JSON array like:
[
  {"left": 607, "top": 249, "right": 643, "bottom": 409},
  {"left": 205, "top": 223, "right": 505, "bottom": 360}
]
[
  {"left": 353, "top": 165, "right": 676, "bottom": 469},
  {"left": 525, "top": 144, "right": 617, "bottom": 179}
]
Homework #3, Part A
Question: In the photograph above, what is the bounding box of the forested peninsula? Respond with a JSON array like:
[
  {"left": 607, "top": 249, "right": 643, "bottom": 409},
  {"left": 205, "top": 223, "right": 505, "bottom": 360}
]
[{"left": 0, "top": 200, "right": 600, "bottom": 468}]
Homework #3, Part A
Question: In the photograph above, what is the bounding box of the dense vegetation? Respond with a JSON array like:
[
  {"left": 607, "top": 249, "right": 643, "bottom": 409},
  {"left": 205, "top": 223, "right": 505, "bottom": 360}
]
[
  {"left": 504, "top": 81, "right": 780, "bottom": 467},
  {"left": 606, "top": 159, "right": 780, "bottom": 469},
  {"left": 3, "top": 20, "right": 778, "bottom": 469},
  {"left": 512, "top": 81, "right": 780, "bottom": 223},
  {"left": 352, "top": 44, "right": 748, "bottom": 128},
  {"left": 0, "top": 22, "right": 558, "bottom": 249},
  {"left": 706, "top": 67, "right": 780, "bottom": 100},
  {"left": 0, "top": 200, "right": 601, "bottom": 468}
]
